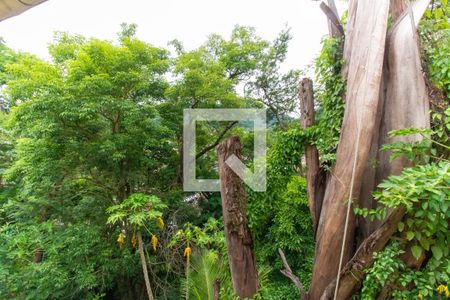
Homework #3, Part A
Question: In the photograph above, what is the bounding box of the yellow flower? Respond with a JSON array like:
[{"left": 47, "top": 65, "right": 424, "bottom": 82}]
[
  {"left": 131, "top": 233, "right": 137, "bottom": 248},
  {"left": 151, "top": 234, "right": 158, "bottom": 252},
  {"left": 184, "top": 246, "right": 192, "bottom": 262},
  {"left": 156, "top": 217, "right": 165, "bottom": 230},
  {"left": 117, "top": 232, "right": 125, "bottom": 248},
  {"left": 437, "top": 284, "right": 447, "bottom": 294}
]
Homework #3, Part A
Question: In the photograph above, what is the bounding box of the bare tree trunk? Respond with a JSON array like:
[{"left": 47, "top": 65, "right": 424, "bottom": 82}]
[
  {"left": 312, "top": 1, "right": 432, "bottom": 297},
  {"left": 358, "top": 0, "right": 431, "bottom": 241},
  {"left": 357, "top": 67, "right": 388, "bottom": 243},
  {"left": 137, "top": 231, "right": 155, "bottom": 300},
  {"left": 217, "top": 136, "right": 259, "bottom": 299},
  {"left": 299, "top": 78, "right": 326, "bottom": 234},
  {"left": 309, "top": 2, "right": 391, "bottom": 299},
  {"left": 376, "top": 0, "right": 431, "bottom": 180}
]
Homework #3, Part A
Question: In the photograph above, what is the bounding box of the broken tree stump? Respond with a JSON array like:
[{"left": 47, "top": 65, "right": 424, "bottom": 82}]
[
  {"left": 217, "top": 136, "right": 259, "bottom": 298},
  {"left": 299, "top": 77, "right": 326, "bottom": 235}
]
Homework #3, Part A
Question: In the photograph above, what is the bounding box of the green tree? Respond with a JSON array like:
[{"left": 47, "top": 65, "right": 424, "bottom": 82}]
[{"left": 1, "top": 28, "right": 171, "bottom": 299}]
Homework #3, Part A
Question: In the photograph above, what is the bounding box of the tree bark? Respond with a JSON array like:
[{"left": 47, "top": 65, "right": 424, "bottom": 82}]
[
  {"left": 217, "top": 136, "right": 259, "bottom": 299},
  {"left": 299, "top": 78, "right": 326, "bottom": 234},
  {"left": 309, "top": 2, "right": 391, "bottom": 299},
  {"left": 357, "top": 67, "right": 387, "bottom": 243},
  {"left": 358, "top": 0, "right": 431, "bottom": 241},
  {"left": 341, "top": 0, "right": 358, "bottom": 80},
  {"left": 390, "top": 0, "right": 408, "bottom": 19},
  {"left": 376, "top": 0, "right": 431, "bottom": 181},
  {"left": 137, "top": 231, "right": 155, "bottom": 300}
]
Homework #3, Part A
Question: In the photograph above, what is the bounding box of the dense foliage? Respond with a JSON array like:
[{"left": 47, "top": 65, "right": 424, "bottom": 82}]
[
  {"left": 0, "top": 1, "right": 449, "bottom": 299},
  {"left": 0, "top": 24, "right": 306, "bottom": 299}
]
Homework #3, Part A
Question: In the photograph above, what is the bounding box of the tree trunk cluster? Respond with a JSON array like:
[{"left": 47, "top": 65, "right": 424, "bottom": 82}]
[
  {"left": 216, "top": 1, "right": 432, "bottom": 299},
  {"left": 305, "top": 0, "right": 431, "bottom": 299}
]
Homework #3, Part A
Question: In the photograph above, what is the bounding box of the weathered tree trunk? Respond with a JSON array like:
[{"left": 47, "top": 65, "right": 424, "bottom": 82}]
[
  {"left": 358, "top": 0, "right": 431, "bottom": 241},
  {"left": 376, "top": 0, "right": 431, "bottom": 179},
  {"left": 299, "top": 78, "right": 326, "bottom": 234},
  {"left": 311, "top": 0, "right": 432, "bottom": 298},
  {"left": 309, "top": 2, "right": 391, "bottom": 299},
  {"left": 137, "top": 231, "right": 155, "bottom": 300},
  {"left": 357, "top": 0, "right": 409, "bottom": 241},
  {"left": 341, "top": 0, "right": 358, "bottom": 80},
  {"left": 217, "top": 136, "right": 259, "bottom": 299},
  {"left": 357, "top": 65, "right": 388, "bottom": 243}
]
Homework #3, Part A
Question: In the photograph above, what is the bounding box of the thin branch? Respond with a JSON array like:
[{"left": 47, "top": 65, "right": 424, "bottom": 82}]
[
  {"left": 278, "top": 249, "right": 307, "bottom": 300},
  {"left": 137, "top": 231, "right": 155, "bottom": 300},
  {"left": 196, "top": 121, "right": 238, "bottom": 159}
]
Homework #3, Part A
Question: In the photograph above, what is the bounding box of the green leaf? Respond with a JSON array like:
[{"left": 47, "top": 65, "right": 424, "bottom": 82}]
[
  {"left": 431, "top": 245, "right": 443, "bottom": 260},
  {"left": 411, "top": 245, "right": 423, "bottom": 260},
  {"left": 406, "top": 231, "right": 415, "bottom": 241}
]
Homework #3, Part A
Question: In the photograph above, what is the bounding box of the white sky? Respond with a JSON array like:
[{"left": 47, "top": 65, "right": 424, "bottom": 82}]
[{"left": 0, "top": 0, "right": 345, "bottom": 71}]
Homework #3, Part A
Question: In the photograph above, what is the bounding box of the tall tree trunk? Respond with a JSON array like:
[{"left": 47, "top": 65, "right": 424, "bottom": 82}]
[
  {"left": 376, "top": 0, "right": 431, "bottom": 180},
  {"left": 217, "top": 136, "right": 259, "bottom": 299},
  {"left": 299, "top": 78, "right": 326, "bottom": 234},
  {"left": 357, "top": 0, "right": 411, "bottom": 241},
  {"left": 312, "top": 1, "right": 432, "bottom": 298},
  {"left": 137, "top": 231, "right": 155, "bottom": 300},
  {"left": 309, "top": 2, "right": 391, "bottom": 299},
  {"left": 358, "top": 0, "right": 431, "bottom": 241}
]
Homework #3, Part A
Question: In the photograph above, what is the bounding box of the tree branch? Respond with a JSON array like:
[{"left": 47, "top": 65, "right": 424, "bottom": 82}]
[
  {"left": 320, "top": 206, "right": 406, "bottom": 300},
  {"left": 278, "top": 249, "right": 307, "bottom": 300},
  {"left": 196, "top": 121, "right": 238, "bottom": 159},
  {"left": 320, "top": 1, "right": 344, "bottom": 37}
]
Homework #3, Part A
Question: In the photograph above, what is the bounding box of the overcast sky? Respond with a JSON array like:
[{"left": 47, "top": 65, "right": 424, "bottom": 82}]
[{"left": 0, "top": 0, "right": 345, "bottom": 71}]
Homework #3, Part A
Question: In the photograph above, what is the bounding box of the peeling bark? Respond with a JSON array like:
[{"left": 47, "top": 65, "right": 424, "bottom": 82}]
[
  {"left": 311, "top": 0, "right": 432, "bottom": 298},
  {"left": 377, "top": 0, "right": 431, "bottom": 180}
]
